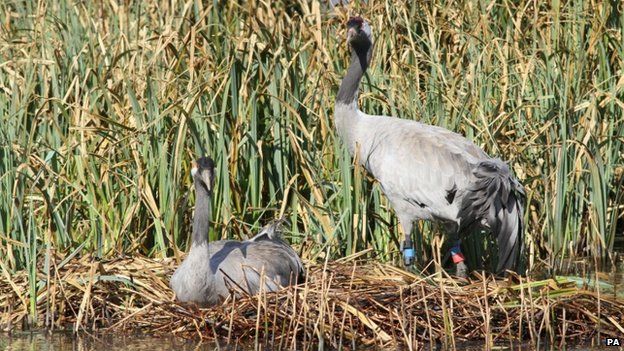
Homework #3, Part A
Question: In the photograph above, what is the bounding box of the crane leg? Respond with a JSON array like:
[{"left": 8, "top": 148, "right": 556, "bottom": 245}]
[
  {"left": 445, "top": 223, "right": 467, "bottom": 278},
  {"left": 450, "top": 240, "right": 467, "bottom": 278},
  {"left": 400, "top": 219, "right": 415, "bottom": 266}
]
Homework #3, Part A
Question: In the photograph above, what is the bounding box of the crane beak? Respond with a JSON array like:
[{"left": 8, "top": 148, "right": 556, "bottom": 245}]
[
  {"left": 202, "top": 171, "right": 212, "bottom": 192},
  {"left": 346, "top": 26, "right": 358, "bottom": 42},
  {"left": 191, "top": 160, "right": 198, "bottom": 177},
  {"left": 191, "top": 161, "right": 213, "bottom": 192}
]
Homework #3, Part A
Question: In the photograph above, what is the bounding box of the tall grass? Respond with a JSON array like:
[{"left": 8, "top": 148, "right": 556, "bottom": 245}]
[{"left": 0, "top": 0, "right": 622, "bottom": 311}]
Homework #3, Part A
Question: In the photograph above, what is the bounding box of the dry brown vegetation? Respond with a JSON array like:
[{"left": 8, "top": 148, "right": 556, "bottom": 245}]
[
  {"left": 2, "top": 0, "right": 623, "bottom": 348},
  {"left": 1, "top": 252, "right": 622, "bottom": 349}
]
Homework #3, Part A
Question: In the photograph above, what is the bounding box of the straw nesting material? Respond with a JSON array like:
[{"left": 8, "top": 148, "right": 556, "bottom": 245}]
[{"left": 1, "top": 252, "right": 623, "bottom": 348}]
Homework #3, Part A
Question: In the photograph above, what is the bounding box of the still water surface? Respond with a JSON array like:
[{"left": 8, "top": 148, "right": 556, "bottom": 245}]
[
  {"left": 0, "top": 332, "right": 225, "bottom": 351},
  {"left": 0, "top": 332, "right": 609, "bottom": 351}
]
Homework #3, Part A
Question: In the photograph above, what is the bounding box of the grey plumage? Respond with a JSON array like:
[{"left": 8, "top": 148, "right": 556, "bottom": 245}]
[
  {"left": 170, "top": 157, "right": 304, "bottom": 307},
  {"left": 334, "top": 17, "right": 525, "bottom": 274},
  {"left": 457, "top": 160, "right": 525, "bottom": 271}
]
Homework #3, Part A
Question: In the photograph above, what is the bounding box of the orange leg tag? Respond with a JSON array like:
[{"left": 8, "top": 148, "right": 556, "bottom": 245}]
[{"left": 452, "top": 252, "right": 465, "bottom": 264}]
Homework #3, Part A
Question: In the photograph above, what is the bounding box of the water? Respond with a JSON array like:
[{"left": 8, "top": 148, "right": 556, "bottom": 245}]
[
  {"left": 0, "top": 332, "right": 224, "bottom": 351},
  {"left": 0, "top": 332, "right": 612, "bottom": 351},
  {"left": 537, "top": 260, "right": 624, "bottom": 299}
]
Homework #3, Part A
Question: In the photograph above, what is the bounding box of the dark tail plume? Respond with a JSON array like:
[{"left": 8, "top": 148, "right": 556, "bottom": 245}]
[{"left": 459, "top": 159, "right": 525, "bottom": 274}]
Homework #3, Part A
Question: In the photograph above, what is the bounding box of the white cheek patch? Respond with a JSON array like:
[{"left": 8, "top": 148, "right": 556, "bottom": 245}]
[{"left": 191, "top": 167, "right": 198, "bottom": 178}]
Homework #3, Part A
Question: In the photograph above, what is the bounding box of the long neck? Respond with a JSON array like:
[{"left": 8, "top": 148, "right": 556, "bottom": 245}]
[
  {"left": 336, "top": 47, "right": 370, "bottom": 106},
  {"left": 191, "top": 180, "right": 211, "bottom": 249},
  {"left": 335, "top": 44, "right": 371, "bottom": 153}
]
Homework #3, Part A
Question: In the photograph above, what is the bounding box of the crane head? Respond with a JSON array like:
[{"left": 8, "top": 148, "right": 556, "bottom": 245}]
[
  {"left": 191, "top": 156, "right": 215, "bottom": 193},
  {"left": 346, "top": 16, "right": 372, "bottom": 49}
]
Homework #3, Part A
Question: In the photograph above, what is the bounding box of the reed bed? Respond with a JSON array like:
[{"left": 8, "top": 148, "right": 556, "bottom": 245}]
[
  {"left": 1, "top": 252, "right": 622, "bottom": 348},
  {"left": 1, "top": 0, "right": 623, "bottom": 344}
]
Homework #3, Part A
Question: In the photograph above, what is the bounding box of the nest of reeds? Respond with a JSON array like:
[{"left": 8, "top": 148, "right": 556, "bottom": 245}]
[{"left": 1, "top": 251, "right": 623, "bottom": 348}]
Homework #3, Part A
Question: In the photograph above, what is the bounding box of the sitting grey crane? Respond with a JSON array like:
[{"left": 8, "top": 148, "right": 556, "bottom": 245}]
[
  {"left": 170, "top": 157, "right": 304, "bottom": 306},
  {"left": 334, "top": 17, "right": 525, "bottom": 276}
]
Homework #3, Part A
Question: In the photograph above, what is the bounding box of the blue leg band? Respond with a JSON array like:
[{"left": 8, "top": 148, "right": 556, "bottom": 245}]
[
  {"left": 403, "top": 248, "right": 415, "bottom": 259},
  {"left": 450, "top": 244, "right": 462, "bottom": 256}
]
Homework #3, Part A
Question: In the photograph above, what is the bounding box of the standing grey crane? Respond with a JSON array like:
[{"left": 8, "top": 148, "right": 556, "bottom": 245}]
[
  {"left": 334, "top": 17, "right": 525, "bottom": 276},
  {"left": 170, "top": 157, "right": 304, "bottom": 306}
]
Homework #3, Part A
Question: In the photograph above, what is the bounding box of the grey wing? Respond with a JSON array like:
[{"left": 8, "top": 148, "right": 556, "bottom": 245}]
[
  {"left": 359, "top": 117, "right": 486, "bottom": 219},
  {"left": 211, "top": 240, "right": 304, "bottom": 296},
  {"left": 269, "top": 240, "right": 305, "bottom": 285},
  {"left": 246, "top": 217, "right": 304, "bottom": 284},
  {"left": 243, "top": 240, "right": 304, "bottom": 287}
]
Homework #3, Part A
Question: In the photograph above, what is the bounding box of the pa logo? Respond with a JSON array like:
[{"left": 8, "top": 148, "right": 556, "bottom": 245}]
[{"left": 605, "top": 337, "right": 621, "bottom": 346}]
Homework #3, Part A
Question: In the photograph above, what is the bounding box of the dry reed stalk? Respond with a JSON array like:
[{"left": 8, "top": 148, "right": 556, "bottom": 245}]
[{"left": 1, "top": 251, "right": 623, "bottom": 348}]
